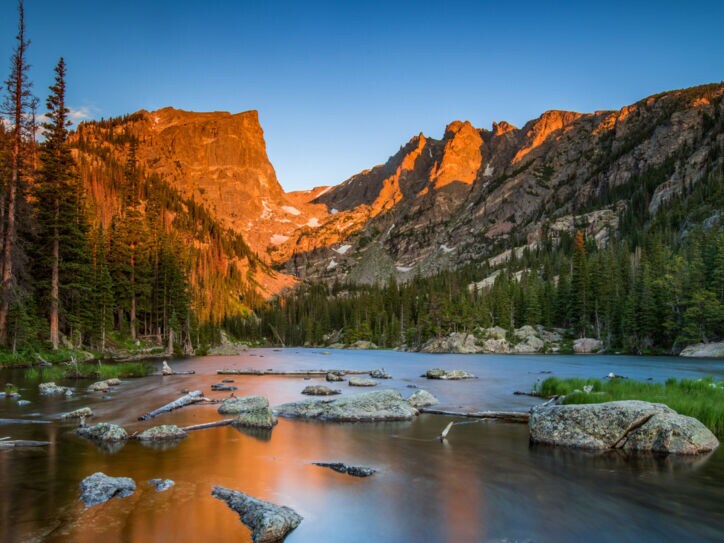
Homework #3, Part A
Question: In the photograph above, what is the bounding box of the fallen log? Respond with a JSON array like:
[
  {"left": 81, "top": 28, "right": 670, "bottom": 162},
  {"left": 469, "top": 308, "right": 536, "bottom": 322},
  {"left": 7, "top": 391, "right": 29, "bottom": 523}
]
[
  {"left": 419, "top": 408, "right": 530, "bottom": 423},
  {"left": 216, "top": 368, "right": 371, "bottom": 376},
  {"left": 0, "top": 439, "right": 51, "bottom": 448},
  {"left": 0, "top": 418, "right": 51, "bottom": 425},
  {"left": 181, "top": 419, "right": 235, "bottom": 432},
  {"left": 149, "top": 370, "right": 196, "bottom": 376},
  {"left": 138, "top": 391, "right": 213, "bottom": 421}
]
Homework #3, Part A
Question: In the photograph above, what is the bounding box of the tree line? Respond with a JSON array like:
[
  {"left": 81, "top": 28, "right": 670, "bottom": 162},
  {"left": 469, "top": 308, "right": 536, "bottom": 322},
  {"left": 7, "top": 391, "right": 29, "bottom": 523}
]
[{"left": 0, "top": 2, "right": 193, "bottom": 354}]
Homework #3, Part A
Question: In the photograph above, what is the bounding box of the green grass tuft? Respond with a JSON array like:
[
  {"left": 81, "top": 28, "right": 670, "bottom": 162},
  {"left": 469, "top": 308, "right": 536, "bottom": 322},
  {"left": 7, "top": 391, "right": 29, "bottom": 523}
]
[
  {"left": 535, "top": 376, "right": 724, "bottom": 435},
  {"left": 23, "top": 361, "right": 153, "bottom": 381}
]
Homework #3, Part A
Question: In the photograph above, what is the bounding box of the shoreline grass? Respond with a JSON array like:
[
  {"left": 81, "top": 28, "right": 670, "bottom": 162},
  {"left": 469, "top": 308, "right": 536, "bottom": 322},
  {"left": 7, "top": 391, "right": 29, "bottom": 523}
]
[
  {"left": 24, "top": 361, "right": 154, "bottom": 381},
  {"left": 535, "top": 376, "right": 724, "bottom": 435}
]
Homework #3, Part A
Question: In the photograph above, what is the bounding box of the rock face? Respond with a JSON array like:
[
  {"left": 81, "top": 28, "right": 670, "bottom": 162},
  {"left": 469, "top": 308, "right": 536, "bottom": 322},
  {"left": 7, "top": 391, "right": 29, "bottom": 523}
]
[
  {"left": 77, "top": 422, "right": 128, "bottom": 442},
  {"left": 79, "top": 472, "right": 135, "bottom": 507},
  {"left": 313, "top": 462, "right": 376, "bottom": 477},
  {"left": 573, "top": 338, "right": 603, "bottom": 354},
  {"left": 680, "top": 342, "right": 724, "bottom": 358},
  {"left": 301, "top": 385, "right": 340, "bottom": 396},
  {"left": 39, "top": 382, "right": 71, "bottom": 396},
  {"left": 218, "top": 396, "right": 269, "bottom": 415},
  {"left": 529, "top": 400, "right": 719, "bottom": 454},
  {"left": 275, "top": 389, "right": 418, "bottom": 422},
  {"left": 234, "top": 407, "right": 277, "bottom": 430},
  {"left": 421, "top": 333, "right": 481, "bottom": 354},
  {"left": 137, "top": 425, "right": 188, "bottom": 441},
  {"left": 211, "top": 486, "right": 302, "bottom": 543},
  {"left": 407, "top": 389, "right": 439, "bottom": 408},
  {"left": 348, "top": 377, "right": 378, "bottom": 387},
  {"left": 423, "top": 368, "right": 476, "bottom": 380}
]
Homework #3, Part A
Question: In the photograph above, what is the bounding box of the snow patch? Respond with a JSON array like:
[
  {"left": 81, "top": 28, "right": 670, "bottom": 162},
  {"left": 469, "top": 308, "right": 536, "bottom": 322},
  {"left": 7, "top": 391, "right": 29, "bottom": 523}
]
[
  {"left": 396, "top": 266, "right": 412, "bottom": 272},
  {"left": 334, "top": 244, "right": 352, "bottom": 255},
  {"left": 306, "top": 217, "right": 321, "bottom": 228},
  {"left": 281, "top": 205, "right": 301, "bottom": 216},
  {"left": 260, "top": 200, "right": 273, "bottom": 219},
  {"left": 483, "top": 164, "right": 494, "bottom": 177},
  {"left": 270, "top": 234, "right": 289, "bottom": 245},
  {"left": 330, "top": 208, "right": 339, "bottom": 214},
  {"left": 315, "top": 186, "right": 333, "bottom": 197},
  {"left": 327, "top": 258, "right": 338, "bottom": 270},
  {"left": 439, "top": 244, "right": 455, "bottom": 254}
]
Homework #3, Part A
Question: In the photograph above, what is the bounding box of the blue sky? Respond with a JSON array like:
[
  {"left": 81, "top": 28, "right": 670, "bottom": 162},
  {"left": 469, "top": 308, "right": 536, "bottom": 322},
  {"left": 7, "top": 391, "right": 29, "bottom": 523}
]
[{"left": 1, "top": 0, "right": 722, "bottom": 191}]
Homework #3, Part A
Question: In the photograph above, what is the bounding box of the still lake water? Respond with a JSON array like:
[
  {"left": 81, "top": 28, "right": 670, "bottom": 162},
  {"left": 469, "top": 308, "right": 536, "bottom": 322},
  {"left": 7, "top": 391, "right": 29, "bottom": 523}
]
[{"left": 1, "top": 350, "right": 723, "bottom": 543}]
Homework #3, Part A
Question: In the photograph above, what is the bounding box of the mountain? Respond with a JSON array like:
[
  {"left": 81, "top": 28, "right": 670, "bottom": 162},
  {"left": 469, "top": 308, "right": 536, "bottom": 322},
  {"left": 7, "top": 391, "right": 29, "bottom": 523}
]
[
  {"left": 72, "top": 83, "right": 723, "bottom": 321},
  {"left": 275, "top": 83, "right": 723, "bottom": 284}
]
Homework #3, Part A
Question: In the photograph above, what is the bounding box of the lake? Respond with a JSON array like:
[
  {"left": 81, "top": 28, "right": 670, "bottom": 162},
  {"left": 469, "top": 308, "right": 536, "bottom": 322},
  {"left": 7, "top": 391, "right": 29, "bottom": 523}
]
[{"left": 1, "top": 350, "right": 723, "bottom": 542}]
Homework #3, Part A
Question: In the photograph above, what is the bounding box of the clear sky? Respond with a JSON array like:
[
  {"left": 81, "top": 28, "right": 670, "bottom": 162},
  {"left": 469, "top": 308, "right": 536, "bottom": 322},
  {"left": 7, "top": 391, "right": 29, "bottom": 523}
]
[{"left": 1, "top": 0, "right": 722, "bottom": 191}]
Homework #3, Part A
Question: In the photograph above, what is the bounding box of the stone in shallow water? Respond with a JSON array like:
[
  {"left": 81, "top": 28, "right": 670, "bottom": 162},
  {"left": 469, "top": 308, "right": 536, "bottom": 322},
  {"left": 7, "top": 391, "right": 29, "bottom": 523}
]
[
  {"left": 149, "top": 478, "right": 175, "bottom": 492},
  {"left": 39, "top": 382, "right": 72, "bottom": 396},
  {"left": 137, "top": 424, "right": 188, "bottom": 441},
  {"left": 218, "top": 395, "right": 269, "bottom": 415},
  {"left": 211, "top": 383, "right": 238, "bottom": 391},
  {"left": 211, "top": 485, "right": 302, "bottom": 543},
  {"left": 529, "top": 400, "right": 719, "bottom": 454},
  {"left": 301, "top": 385, "right": 340, "bottom": 396},
  {"left": 234, "top": 407, "right": 277, "bottom": 430},
  {"left": 422, "top": 368, "right": 476, "bottom": 380},
  {"left": 79, "top": 472, "right": 135, "bottom": 506},
  {"left": 348, "top": 377, "right": 377, "bottom": 387},
  {"left": 76, "top": 422, "right": 128, "bottom": 442},
  {"left": 407, "top": 389, "right": 439, "bottom": 408},
  {"left": 275, "top": 389, "right": 418, "bottom": 422},
  {"left": 61, "top": 406, "right": 94, "bottom": 419},
  {"left": 325, "top": 372, "right": 345, "bottom": 382},
  {"left": 369, "top": 369, "right": 391, "bottom": 379},
  {"left": 314, "top": 462, "right": 376, "bottom": 477}
]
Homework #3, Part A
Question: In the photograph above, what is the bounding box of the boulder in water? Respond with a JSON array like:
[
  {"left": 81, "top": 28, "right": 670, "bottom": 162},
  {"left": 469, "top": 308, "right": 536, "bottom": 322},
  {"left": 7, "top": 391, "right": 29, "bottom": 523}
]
[
  {"left": 79, "top": 472, "right": 135, "bottom": 506},
  {"left": 218, "top": 395, "right": 269, "bottom": 415},
  {"left": 39, "top": 382, "right": 71, "bottom": 396},
  {"left": 407, "top": 389, "right": 439, "bottom": 408},
  {"left": 301, "top": 385, "right": 340, "bottom": 396},
  {"left": 422, "top": 368, "right": 476, "bottom": 380},
  {"left": 61, "top": 407, "right": 94, "bottom": 420},
  {"left": 149, "top": 478, "right": 175, "bottom": 492},
  {"left": 137, "top": 424, "right": 188, "bottom": 441},
  {"left": 313, "top": 462, "right": 376, "bottom": 477},
  {"left": 211, "top": 485, "right": 302, "bottom": 543},
  {"left": 529, "top": 400, "right": 719, "bottom": 454},
  {"left": 348, "top": 377, "right": 378, "bottom": 387},
  {"left": 234, "top": 407, "right": 277, "bottom": 430},
  {"left": 275, "top": 389, "right": 418, "bottom": 422},
  {"left": 77, "top": 422, "right": 128, "bottom": 442}
]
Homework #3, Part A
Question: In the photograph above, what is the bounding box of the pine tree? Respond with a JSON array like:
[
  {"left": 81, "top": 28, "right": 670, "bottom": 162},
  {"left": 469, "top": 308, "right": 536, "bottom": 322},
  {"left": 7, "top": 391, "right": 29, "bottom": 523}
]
[{"left": 0, "top": 0, "right": 33, "bottom": 345}]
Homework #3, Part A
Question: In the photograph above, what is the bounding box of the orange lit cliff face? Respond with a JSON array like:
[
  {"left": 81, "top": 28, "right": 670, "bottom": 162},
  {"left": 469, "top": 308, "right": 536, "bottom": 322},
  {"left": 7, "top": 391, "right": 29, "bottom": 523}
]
[{"left": 73, "top": 83, "right": 724, "bottom": 290}]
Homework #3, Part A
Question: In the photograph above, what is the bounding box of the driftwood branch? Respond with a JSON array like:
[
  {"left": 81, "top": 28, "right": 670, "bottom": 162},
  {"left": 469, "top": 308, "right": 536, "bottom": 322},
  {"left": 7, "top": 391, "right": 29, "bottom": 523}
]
[
  {"left": 0, "top": 440, "right": 51, "bottom": 448},
  {"left": 216, "top": 368, "right": 371, "bottom": 376},
  {"left": 420, "top": 408, "right": 530, "bottom": 423},
  {"left": 437, "top": 421, "right": 454, "bottom": 441},
  {"left": 181, "top": 419, "right": 235, "bottom": 432},
  {"left": 0, "top": 418, "right": 51, "bottom": 425},
  {"left": 138, "top": 391, "right": 211, "bottom": 421},
  {"left": 149, "top": 370, "right": 196, "bottom": 376}
]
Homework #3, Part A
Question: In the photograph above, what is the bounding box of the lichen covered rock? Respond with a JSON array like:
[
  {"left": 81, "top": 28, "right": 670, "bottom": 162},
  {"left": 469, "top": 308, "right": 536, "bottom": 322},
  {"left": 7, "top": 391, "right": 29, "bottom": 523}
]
[
  {"left": 80, "top": 472, "right": 135, "bottom": 506},
  {"left": 137, "top": 424, "right": 188, "bottom": 441},
  {"left": 76, "top": 422, "right": 128, "bottom": 442},
  {"left": 275, "top": 389, "right": 418, "bottom": 422},
  {"left": 422, "top": 368, "right": 476, "bottom": 380},
  {"left": 218, "top": 395, "right": 269, "bottom": 415},
  {"left": 407, "top": 389, "right": 439, "bottom": 408}
]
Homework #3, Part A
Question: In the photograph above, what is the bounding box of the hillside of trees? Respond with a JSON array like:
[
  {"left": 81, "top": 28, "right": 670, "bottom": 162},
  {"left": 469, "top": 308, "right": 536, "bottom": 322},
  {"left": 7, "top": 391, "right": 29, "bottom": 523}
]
[{"left": 230, "top": 168, "right": 723, "bottom": 354}]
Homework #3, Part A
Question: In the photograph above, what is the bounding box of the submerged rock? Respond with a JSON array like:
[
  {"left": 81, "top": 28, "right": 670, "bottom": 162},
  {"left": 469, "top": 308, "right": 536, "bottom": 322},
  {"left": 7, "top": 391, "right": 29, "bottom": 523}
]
[
  {"left": 77, "top": 422, "right": 128, "bottom": 442},
  {"left": 275, "top": 389, "right": 418, "bottom": 422},
  {"left": 39, "top": 382, "right": 72, "bottom": 396},
  {"left": 301, "top": 385, "right": 340, "bottom": 396},
  {"left": 422, "top": 368, "right": 476, "bottom": 380},
  {"left": 137, "top": 424, "right": 188, "bottom": 441},
  {"left": 679, "top": 341, "right": 724, "bottom": 358},
  {"left": 325, "top": 372, "right": 345, "bottom": 382},
  {"left": 529, "top": 400, "right": 719, "bottom": 454},
  {"left": 211, "top": 485, "right": 302, "bottom": 543},
  {"left": 348, "top": 377, "right": 377, "bottom": 387},
  {"left": 79, "top": 472, "right": 135, "bottom": 506},
  {"left": 149, "top": 478, "right": 175, "bottom": 492},
  {"left": 17, "top": 399, "right": 31, "bottom": 406},
  {"left": 211, "top": 383, "right": 238, "bottom": 391},
  {"left": 218, "top": 395, "right": 269, "bottom": 415},
  {"left": 313, "top": 462, "right": 376, "bottom": 477},
  {"left": 407, "top": 389, "right": 439, "bottom": 408},
  {"left": 61, "top": 407, "right": 94, "bottom": 420}
]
